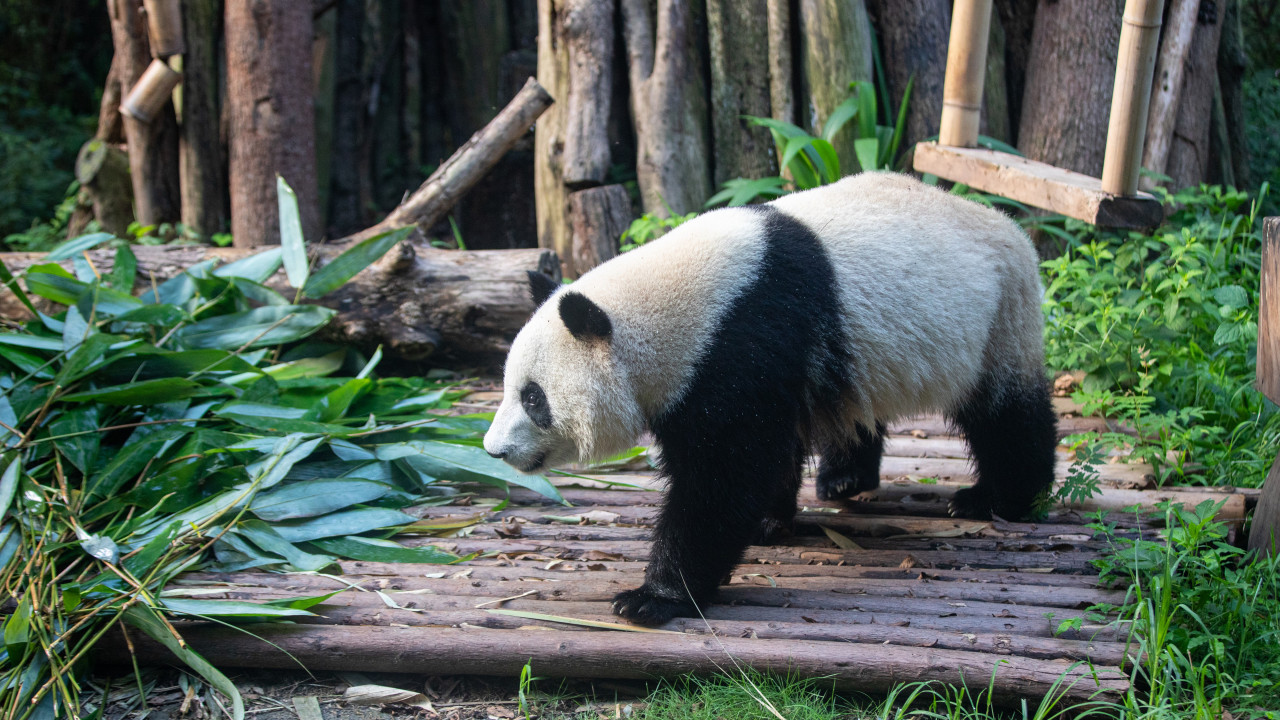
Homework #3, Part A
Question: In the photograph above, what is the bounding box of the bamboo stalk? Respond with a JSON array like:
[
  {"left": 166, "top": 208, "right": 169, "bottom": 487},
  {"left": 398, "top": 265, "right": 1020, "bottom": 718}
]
[
  {"left": 120, "top": 58, "right": 182, "bottom": 123},
  {"left": 1101, "top": 0, "right": 1164, "bottom": 195},
  {"left": 938, "top": 0, "right": 993, "bottom": 147},
  {"left": 142, "top": 0, "right": 185, "bottom": 57}
]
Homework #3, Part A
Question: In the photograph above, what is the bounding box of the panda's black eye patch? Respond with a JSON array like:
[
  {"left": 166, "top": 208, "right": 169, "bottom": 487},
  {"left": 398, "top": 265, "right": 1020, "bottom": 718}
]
[{"left": 520, "top": 381, "right": 553, "bottom": 429}]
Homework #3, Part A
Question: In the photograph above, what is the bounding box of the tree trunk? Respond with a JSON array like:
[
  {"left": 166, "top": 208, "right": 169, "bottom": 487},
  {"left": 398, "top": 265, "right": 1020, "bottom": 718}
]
[
  {"left": 178, "top": 0, "right": 228, "bottom": 238},
  {"left": 868, "top": 0, "right": 950, "bottom": 153},
  {"left": 96, "top": 53, "right": 125, "bottom": 144},
  {"left": 1017, "top": 0, "right": 1119, "bottom": 177},
  {"left": 562, "top": 0, "right": 615, "bottom": 188},
  {"left": 225, "top": 0, "right": 320, "bottom": 248},
  {"left": 707, "top": 0, "right": 777, "bottom": 185},
  {"left": 766, "top": 0, "right": 795, "bottom": 126},
  {"left": 994, "top": 0, "right": 1036, "bottom": 147},
  {"left": 621, "top": 0, "right": 713, "bottom": 217},
  {"left": 797, "top": 0, "right": 874, "bottom": 170},
  {"left": 107, "top": 0, "right": 181, "bottom": 227},
  {"left": 327, "top": 0, "right": 365, "bottom": 237},
  {"left": 569, "top": 184, "right": 630, "bottom": 274},
  {"left": 1165, "top": 7, "right": 1225, "bottom": 190},
  {"left": 2, "top": 242, "right": 559, "bottom": 368},
  {"left": 982, "top": 12, "right": 1010, "bottom": 143},
  {"left": 1140, "top": 0, "right": 1199, "bottom": 187},
  {"left": 1216, "top": 0, "right": 1251, "bottom": 188},
  {"left": 535, "top": 0, "right": 573, "bottom": 270},
  {"left": 74, "top": 140, "right": 134, "bottom": 237}
]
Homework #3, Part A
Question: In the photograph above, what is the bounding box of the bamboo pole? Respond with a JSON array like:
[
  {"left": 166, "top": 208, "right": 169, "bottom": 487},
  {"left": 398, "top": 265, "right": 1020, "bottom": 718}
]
[
  {"left": 1100, "top": 0, "right": 1164, "bottom": 195},
  {"left": 142, "top": 0, "right": 185, "bottom": 57},
  {"left": 120, "top": 58, "right": 182, "bottom": 123},
  {"left": 938, "top": 0, "right": 992, "bottom": 147}
]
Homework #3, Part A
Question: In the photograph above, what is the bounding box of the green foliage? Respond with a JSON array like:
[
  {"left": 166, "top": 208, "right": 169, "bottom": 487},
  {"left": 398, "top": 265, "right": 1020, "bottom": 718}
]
[
  {"left": 705, "top": 80, "right": 913, "bottom": 209},
  {"left": 1040, "top": 183, "right": 1278, "bottom": 488},
  {"left": 1089, "top": 501, "right": 1280, "bottom": 715},
  {"left": 0, "top": 190, "right": 561, "bottom": 717},
  {"left": 1243, "top": 69, "right": 1280, "bottom": 213},
  {"left": 620, "top": 208, "right": 698, "bottom": 252}
]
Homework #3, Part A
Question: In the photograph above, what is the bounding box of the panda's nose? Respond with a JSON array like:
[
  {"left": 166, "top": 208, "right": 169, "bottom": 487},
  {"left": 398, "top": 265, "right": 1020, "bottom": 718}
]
[{"left": 487, "top": 448, "right": 507, "bottom": 460}]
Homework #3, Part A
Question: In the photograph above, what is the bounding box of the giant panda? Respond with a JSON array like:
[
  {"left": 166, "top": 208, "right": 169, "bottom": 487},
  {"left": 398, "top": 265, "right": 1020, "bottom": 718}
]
[{"left": 483, "top": 171, "right": 1058, "bottom": 625}]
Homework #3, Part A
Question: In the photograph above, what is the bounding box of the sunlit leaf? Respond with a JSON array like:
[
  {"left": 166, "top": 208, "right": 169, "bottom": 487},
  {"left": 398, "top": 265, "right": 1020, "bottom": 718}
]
[
  {"left": 302, "top": 227, "right": 413, "bottom": 298},
  {"left": 46, "top": 233, "right": 114, "bottom": 261},
  {"left": 176, "top": 305, "right": 335, "bottom": 351},
  {"left": 308, "top": 536, "right": 460, "bottom": 564},
  {"left": 271, "top": 507, "right": 417, "bottom": 542},
  {"left": 250, "top": 478, "right": 397, "bottom": 521}
]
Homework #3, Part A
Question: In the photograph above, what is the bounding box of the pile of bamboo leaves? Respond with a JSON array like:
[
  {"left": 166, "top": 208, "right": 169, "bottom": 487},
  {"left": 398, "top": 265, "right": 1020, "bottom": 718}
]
[{"left": 0, "top": 182, "right": 563, "bottom": 719}]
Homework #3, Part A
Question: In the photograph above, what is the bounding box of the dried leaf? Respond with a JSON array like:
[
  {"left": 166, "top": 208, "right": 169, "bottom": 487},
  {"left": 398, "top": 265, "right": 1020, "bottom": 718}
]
[
  {"left": 343, "top": 684, "right": 434, "bottom": 710},
  {"left": 820, "top": 525, "right": 864, "bottom": 550},
  {"left": 487, "top": 609, "right": 679, "bottom": 633}
]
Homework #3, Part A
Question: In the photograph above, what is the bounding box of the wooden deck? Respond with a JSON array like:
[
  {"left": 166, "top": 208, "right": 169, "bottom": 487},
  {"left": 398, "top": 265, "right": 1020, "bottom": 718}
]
[{"left": 145, "top": 405, "right": 1252, "bottom": 705}]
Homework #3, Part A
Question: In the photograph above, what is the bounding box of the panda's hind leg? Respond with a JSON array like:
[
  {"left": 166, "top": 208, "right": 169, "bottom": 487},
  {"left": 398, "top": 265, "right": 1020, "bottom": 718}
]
[
  {"left": 949, "top": 373, "right": 1057, "bottom": 519},
  {"left": 816, "top": 422, "right": 885, "bottom": 501}
]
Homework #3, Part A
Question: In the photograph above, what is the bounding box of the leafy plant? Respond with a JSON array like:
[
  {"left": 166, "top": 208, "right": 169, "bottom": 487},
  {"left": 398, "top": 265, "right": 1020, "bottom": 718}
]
[
  {"left": 706, "top": 79, "right": 913, "bottom": 209},
  {"left": 0, "top": 184, "right": 563, "bottom": 718},
  {"left": 620, "top": 207, "right": 698, "bottom": 252}
]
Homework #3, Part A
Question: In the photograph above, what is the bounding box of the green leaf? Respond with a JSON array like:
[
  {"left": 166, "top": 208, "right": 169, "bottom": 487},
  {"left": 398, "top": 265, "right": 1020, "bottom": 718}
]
[
  {"left": 140, "top": 260, "right": 219, "bottom": 305},
  {"left": 262, "top": 590, "right": 342, "bottom": 610},
  {"left": 277, "top": 176, "right": 309, "bottom": 288},
  {"left": 217, "top": 402, "right": 309, "bottom": 421},
  {"left": 25, "top": 269, "right": 83, "bottom": 306},
  {"left": 101, "top": 348, "right": 257, "bottom": 381},
  {"left": 854, "top": 137, "right": 881, "bottom": 173},
  {"left": 47, "top": 232, "right": 114, "bottom": 261},
  {"left": 0, "top": 344, "right": 51, "bottom": 378},
  {"left": 271, "top": 507, "right": 417, "bottom": 542},
  {"left": 87, "top": 429, "right": 189, "bottom": 499},
  {"left": 810, "top": 138, "right": 841, "bottom": 183},
  {"left": 232, "top": 521, "right": 336, "bottom": 571},
  {"left": 376, "top": 440, "right": 566, "bottom": 504},
  {"left": 4, "top": 595, "right": 32, "bottom": 654},
  {"left": 885, "top": 74, "right": 914, "bottom": 166},
  {"left": 108, "top": 245, "right": 138, "bottom": 291},
  {"left": 309, "top": 536, "right": 460, "bottom": 564},
  {"left": 123, "top": 520, "right": 182, "bottom": 576},
  {"left": 162, "top": 598, "right": 315, "bottom": 618},
  {"left": 821, "top": 94, "right": 861, "bottom": 143},
  {"left": 60, "top": 378, "right": 205, "bottom": 405},
  {"left": 111, "top": 304, "right": 188, "bottom": 326},
  {"left": 121, "top": 603, "right": 253, "bottom": 720},
  {"left": 0, "top": 457, "right": 21, "bottom": 519},
  {"left": 1213, "top": 285, "right": 1249, "bottom": 310},
  {"left": 0, "top": 258, "right": 37, "bottom": 315},
  {"left": 176, "top": 305, "right": 336, "bottom": 351},
  {"left": 49, "top": 404, "right": 101, "bottom": 474},
  {"left": 852, "top": 80, "right": 877, "bottom": 140},
  {"left": 309, "top": 377, "right": 371, "bottom": 423},
  {"left": 214, "top": 247, "right": 284, "bottom": 283},
  {"left": 302, "top": 227, "right": 413, "bottom": 298},
  {"left": 0, "top": 333, "right": 63, "bottom": 351},
  {"left": 250, "top": 478, "right": 396, "bottom": 521},
  {"left": 229, "top": 277, "right": 290, "bottom": 306}
]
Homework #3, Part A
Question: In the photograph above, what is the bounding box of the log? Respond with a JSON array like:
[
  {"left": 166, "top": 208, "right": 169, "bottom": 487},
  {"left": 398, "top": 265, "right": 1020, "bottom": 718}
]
[
  {"left": 226, "top": 0, "right": 320, "bottom": 247},
  {"left": 535, "top": 0, "right": 573, "bottom": 273},
  {"left": 0, "top": 242, "right": 559, "bottom": 367},
  {"left": 178, "top": 0, "right": 228, "bottom": 238},
  {"left": 797, "top": 0, "right": 874, "bottom": 166},
  {"left": 868, "top": 0, "right": 950, "bottom": 150},
  {"left": 109, "top": 624, "right": 1129, "bottom": 702},
  {"left": 1139, "top": 0, "right": 1199, "bottom": 188},
  {"left": 341, "top": 78, "right": 554, "bottom": 246},
  {"left": 707, "top": 0, "right": 778, "bottom": 185},
  {"left": 568, "top": 185, "right": 630, "bottom": 274},
  {"left": 620, "top": 0, "right": 714, "bottom": 217},
  {"left": 1163, "top": 5, "right": 1225, "bottom": 190},
  {"left": 1252, "top": 217, "right": 1280, "bottom": 557},
  {"left": 562, "top": 0, "right": 615, "bottom": 187},
  {"left": 74, "top": 140, "right": 134, "bottom": 237}
]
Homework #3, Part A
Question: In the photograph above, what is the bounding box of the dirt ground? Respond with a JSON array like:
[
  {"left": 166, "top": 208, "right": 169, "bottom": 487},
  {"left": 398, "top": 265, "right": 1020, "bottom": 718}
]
[{"left": 90, "top": 668, "right": 651, "bottom": 720}]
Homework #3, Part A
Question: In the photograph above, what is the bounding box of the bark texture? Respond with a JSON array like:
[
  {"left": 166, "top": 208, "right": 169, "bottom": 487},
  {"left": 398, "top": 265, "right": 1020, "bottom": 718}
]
[
  {"left": 1215, "top": 0, "right": 1251, "bottom": 187},
  {"left": 1017, "top": 0, "right": 1120, "bottom": 176},
  {"left": 708, "top": 0, "right": 778, "bottom": 185},
  {"left": 766, "top": 0, "right": 795, "bottom": 125},
  {"left": 994, "top": 0, "right": 1037, "bottom": 147},
  {"left": 535, "top": 0, "right": 573, "bottom": 269},
  {"left": 561, "top": 0, "right": 615, "bottom": 187},
  {"left": 621, "top": 0, "right": 713, "bottom": 217},
  {"left": 568, "top": 185, "right": 630, "bottom": 274},
  {"left": 868, "top": 0, "right": 950, "bottom": 151},
  {"left": 178, "top": 0, "right": 228, "bottom": 237},
  {"left": 225, "top": 0, "right": 320, "bottom": 247},
  {"left": 1165, "top": 7, "right": 1225, "bottom": 189},
  {"left": 797, "top": 0, "right": 874, "bottom": 168},
  {"left": 1141, "top": 0, "right": 1199, "bottom": 186},
  {"left": 327, "top": 0, "right": 366, "bottom": 237},
  {"left": 74, "top": 140, "right": 133, "bottom": 237},
  {"left": 107, "top": 0, "right": 181, "bottom": 226}
]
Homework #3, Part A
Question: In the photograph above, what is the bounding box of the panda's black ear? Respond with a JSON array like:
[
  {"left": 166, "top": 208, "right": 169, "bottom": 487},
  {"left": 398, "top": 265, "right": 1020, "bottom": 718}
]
[
  {"left": 527, "top": 270, "right": 559, "bottom": 307},
  {"left": 559, "top": 291, "right": 612, "bottom": 343}
]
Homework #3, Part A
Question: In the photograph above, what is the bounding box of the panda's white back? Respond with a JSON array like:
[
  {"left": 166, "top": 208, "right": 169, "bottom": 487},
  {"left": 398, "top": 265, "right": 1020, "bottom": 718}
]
[{"left": 569, "top": 171, "right": 1044, "bottom": 427}]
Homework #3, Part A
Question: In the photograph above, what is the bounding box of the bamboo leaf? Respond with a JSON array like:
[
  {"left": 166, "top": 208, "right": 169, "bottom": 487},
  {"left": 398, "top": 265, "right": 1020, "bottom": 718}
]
[
  {"left": 376, "top": 440, "right": 566, "bottom": 504},
  {"left": 308, "top": 536, "right": 460, "bottom": 564},
  {"left": 0, "top": 457, "right": 21, "bottom": 520},
  {"left": 277, "top": 176, "right": 309, "bottom": 288},
  {"left": 0, "top": 258, "right": 37, "bottom": 315},
  {"left": 250, "top": 478, "right": 396, "bottom": 521},
  {"left": 486, "top": 609, "right": 679, "bottom": 633},
  {"left": 46, "top": 232, "right": 114, "bottom": 261},
  {"left": 108, "top": 244, "right": 137, "bottom": 291},
  {"left": 232, "top": 521, "right": 336, "bottom": 571},
  {"left": 820, "top": 525, "right": 864, "bottom": 551},
  {"left": 214, "top": 247, "right": 284, "bottom": 283},
  {"left": 270, "top": 507, "right": 417, "bottom": 542},
  {"left": 176, "top": 305, "right": 336, "bottom": 351},
  {"left": 854, "top": 137, "right": 881, "bottom": 173},
  {"left": 261, "top": 590, "right": 342, "bottom": 610},
  {"left": 0, "top": 333, "right": 63, "bottom": 351},
  {"left": 60, "top": 377, "right": 205, "bottom": 405},
  {"left": 302, "top": 227, "right": 413, "bottom": 298},
  {"left": 162, "top": 598, "right": 315, "bottom": 618}
]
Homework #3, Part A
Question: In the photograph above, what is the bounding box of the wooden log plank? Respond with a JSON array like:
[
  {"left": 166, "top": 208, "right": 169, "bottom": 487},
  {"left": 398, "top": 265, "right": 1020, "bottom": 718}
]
[
  {"left": 111, "top": 624, "right": 1129, "bottom": 701},
  {"left": 912, "top": 142, "right": 1164, "bottom": 228},
  {"left": 888, "top": 413, "right": 1117, "bottom": 438}
]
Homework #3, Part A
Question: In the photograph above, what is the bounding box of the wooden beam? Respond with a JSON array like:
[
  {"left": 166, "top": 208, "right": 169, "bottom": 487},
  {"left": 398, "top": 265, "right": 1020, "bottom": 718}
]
[
  {"left": 938, "top": 0, "right": 992, "bottom": 147},
  {"left": 1100, "top": 0, "right": 1163, "bottom": 195},
  {"left": 912, "top": 142, "right": 1164, "bottom": 228},
  {"left": 1252, "top": 217, "right": 1280, "bottom": 556}
]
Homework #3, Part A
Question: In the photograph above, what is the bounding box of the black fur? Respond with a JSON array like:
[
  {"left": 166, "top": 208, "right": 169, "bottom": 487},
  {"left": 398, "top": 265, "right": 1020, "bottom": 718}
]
[
  {"left": 560, "top": 291, "right": 612, "bottom": 342},
  {"left": 527, "top": 270, "right": 559, "bottom": 307},
  {"left": 947, "top": 375, "right": 1058, "bottom": 519},
  {"left": 816, "top": 422, "right": 886, "bottom": 500},
  {"left": 611, "top": 206, "right": 849, "bottom": 625},
  {"left": 520, "top": 381, "right": 553, "bottom": 430}
]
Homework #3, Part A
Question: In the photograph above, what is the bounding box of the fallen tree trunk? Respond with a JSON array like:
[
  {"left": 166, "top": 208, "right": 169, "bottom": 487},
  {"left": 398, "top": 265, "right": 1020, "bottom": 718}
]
[{"left": 0, "top": 241, "right": 559, "bottom": 367}]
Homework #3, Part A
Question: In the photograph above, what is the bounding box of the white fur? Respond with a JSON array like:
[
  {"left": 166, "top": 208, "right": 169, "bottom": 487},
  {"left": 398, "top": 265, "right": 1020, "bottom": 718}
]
[{"left": 484, "top": 172, "right": 1044, "bottom": 470}]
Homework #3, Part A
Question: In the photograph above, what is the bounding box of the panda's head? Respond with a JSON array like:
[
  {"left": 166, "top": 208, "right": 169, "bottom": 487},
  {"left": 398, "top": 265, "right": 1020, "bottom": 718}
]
[{"left": 483, "top": 272, "right": 644, "bottom": 474}]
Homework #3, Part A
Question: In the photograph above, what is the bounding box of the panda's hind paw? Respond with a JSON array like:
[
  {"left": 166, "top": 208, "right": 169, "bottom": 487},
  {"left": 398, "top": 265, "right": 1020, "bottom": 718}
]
[
  {"left": 611, "top": 586, "right": 697, "bottom": 625},
  {"left": 948, "top": 486, "right": 993, "bottom": 519}
]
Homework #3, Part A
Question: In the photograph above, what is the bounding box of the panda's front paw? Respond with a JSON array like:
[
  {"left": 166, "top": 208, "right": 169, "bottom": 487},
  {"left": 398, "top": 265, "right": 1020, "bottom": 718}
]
[
  {"left": 611, "top": 586, "right": 696, "bottom": 625},
  {"left": 816, "top": 471, "right": 878, "bottom": 501},
  {"left": 949, "top": 486, "right": 993, "bottom": 519}
]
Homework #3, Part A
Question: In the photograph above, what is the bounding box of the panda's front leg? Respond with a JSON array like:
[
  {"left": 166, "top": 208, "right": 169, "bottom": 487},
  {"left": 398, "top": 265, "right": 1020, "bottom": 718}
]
[{"left": 611, "top": 437, "right": 800, "bottom": 625}]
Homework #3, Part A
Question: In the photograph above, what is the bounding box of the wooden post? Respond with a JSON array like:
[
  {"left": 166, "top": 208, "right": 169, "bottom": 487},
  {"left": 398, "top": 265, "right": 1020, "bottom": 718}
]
[
  {"left": 121, "top": 58, "right": 182, "bottom": 123},
  {"left": 1100, "top": 0, "right": 1163, "bottom": 196},
  {"left": 1139, "top": 0, "right": 1198, "bottom": 188},
  {"left": 1251, "top": 217, "right": 1280, "bottom": 557},
  {"left": 562, "top": 0, "right": 614, "bottom": 188},
  {"left": 939, "top": 0, "right": 992, "bottom": 147},
  {"left": 569, "top": 185, "right": 630, "bottom": 275}
]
